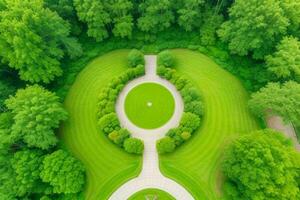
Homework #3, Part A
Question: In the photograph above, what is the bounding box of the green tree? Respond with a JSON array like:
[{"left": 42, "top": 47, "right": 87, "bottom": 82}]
[
  {"left": 248, "top": 81, "right": 300, "bottom": 126},
  {"left": 105, "top": 0, "right": 133, "bottom": 38},
  {"left": 10, "top": 149, "right": 44, "bottom": 197},
  {"left": 179, "top": 112, "right": 201, "bottom": 133},
  {"left": 5, "top": 85, "right": 68, "bottom": 150},
  {"left": 156, "top": 136, "right": 176, "bottom": 154},
  {"left": 40, "top": 150, "right": 85, "bottom": 194},
  {"left": 44, "top": 0, "right": 82, "bottom": 35},
  {"left": 0, "top": 0, "right": 82, "bottom": 83},
  {"left": 123, "top": 138, "right": 144, "bottom": 154},
  {"left": 128, "top": 49, "right": 145, "bottom": 67},
  {"left": 218, "top": 0, "right": 289, "bottom": 59},
  {"left": 0, "top": 81, "right": 15, "bottom": 112},
  {"left": 223, "top": 129, "right": 300, "bottom": 200},
  {"left": 280, "top": 0, "right": 300, "bottom": 35},
  {"left": 177, "top": 0, "right": 205, "bottom": 31},
  {"left": 138, "top": 0, "right": 174, "bottom": 33},
  {"left": 266, "top": 36, "right": 300, "bottom": 81}
]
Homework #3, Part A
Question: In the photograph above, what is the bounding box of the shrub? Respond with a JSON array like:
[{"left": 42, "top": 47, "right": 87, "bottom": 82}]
[
  {"left": 181, "top": 131, "right": 191, "bottom": 141},
  {"left": 157, "top": 50, "right": 175, "bottom": 67},
  {"left": 108, "top": 129, "right": 130, "bottom": 146},
  {"left": 166, "top": 128, "right": 184, "bottom": 146},
  {"left": 98, "top": 113, "right": 120, "bottom": 135},
  {"left": 185, "top": 101, "right": 204, "bottom": 116},
  {"left": 157, "top": 137, "right": 176, "bottom": 154},
  {"left": 123, "top": 138, "right": 144, "bottom": 154},
  {"left": 179, "top": 112, "right": 201, "bottom": 133},
  {"left": 128, "top": 49, "right": 144, "bottom": 67}
]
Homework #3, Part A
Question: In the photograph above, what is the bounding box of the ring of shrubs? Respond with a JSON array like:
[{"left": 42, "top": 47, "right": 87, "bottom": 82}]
[
  {"left": 97, "top": 50, "right": 145, "bottom": 154},
  {"left": 156, "top": 50, "right": 204, "bottom": 154}
]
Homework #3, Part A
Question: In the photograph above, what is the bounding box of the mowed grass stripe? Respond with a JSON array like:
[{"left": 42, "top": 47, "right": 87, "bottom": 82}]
[
  {"left": 159, "top": 49, "right": 259, "bottom": 200},
  {"left": 59, "top": 50, "right": 142, "bottom": 200}
]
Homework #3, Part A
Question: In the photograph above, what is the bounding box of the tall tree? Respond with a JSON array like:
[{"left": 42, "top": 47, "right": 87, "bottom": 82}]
[
  {"left": 74, "top": 0, "right": 111, "bottom": 41},
  {"left": 223, "top": 129, "right": 300, "bottom": 200},
  {"left": 177, "top": 0, "right": 205, "bottom": 31},
  {"left": 40, "top": 150, "right": 85, "bottom": 194},
  {"left": 266, "top": 36, "right": 300, "bottom": 81},
  {"left": 44, "top": 0, "right": 82, "bottom": 35},
  {"left": 218, "top": 0, "right": 289, "bottom": 59},
  {"left": 280, "top": 0, "right": 300, "bottom": 36},
  {"left": 5, "top": 85, "right": 68, "bottom": 150},
  {"left": 138, "top": 0, "right": 174, "bottom": 33},
  {"left": 0, "top": 0, "right": 82, "bottom": 83},
  {"left": 105, "top": 0, "right": 133, "bottom": 38},
  {"left": 248, "top": 81, "right": 300, "bottom": 126},
  {"left": 10, "top": 149, "right": 44, "bottom": 197}
]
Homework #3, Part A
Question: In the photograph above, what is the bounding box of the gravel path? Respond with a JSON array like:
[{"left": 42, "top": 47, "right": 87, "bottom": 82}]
[
  {"left": 110, "top": 56, "right": 194, "bottom": 200},
  {"left": 267, "top": 115, "right": 300, "bottom": 151}
]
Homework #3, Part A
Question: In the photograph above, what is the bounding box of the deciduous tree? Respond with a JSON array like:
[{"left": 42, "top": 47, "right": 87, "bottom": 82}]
[
  {"left": 223, "top": 129, "right": 300, "bottom": 200},
  {"left": 0, "top": 0, "right": 82, "bottom": 83},
  {"left": 249, "top": 81, "right": 300, "bottom": 126},
  {"left": 40, "top": 150, "right": 85, "bottom": 194},
  {"left": 5, "top": 85, "right": 68, "bottom": 150},
  {"left": 218, "top": 0, "right": 289, "bottom": 59},
  {"left": 266, "top": 36, "right": 300, "bottom": 81}
]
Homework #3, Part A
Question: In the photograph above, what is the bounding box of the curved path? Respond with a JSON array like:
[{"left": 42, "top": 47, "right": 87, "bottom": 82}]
[{"left": 110, "top": 56, "right": 194, "bottom": 199}]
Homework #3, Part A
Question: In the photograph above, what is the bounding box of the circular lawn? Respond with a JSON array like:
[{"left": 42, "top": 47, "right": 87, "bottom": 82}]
[{"left": 125, "top": 82, "right": 175, "bottom": 129}]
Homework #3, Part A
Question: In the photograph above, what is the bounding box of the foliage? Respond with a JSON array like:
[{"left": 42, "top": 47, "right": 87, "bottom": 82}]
[
  {"left": 223, "top": 129, "right": 300, "bottom": 200},
  {"left": 0, "top": 0, "right": 82, "bottom": 83},
  {"left": 266, "top": 36, "right": 300, "bottom": 81},
  {"left": 249, "top": 81, "right": 300, "bottom": 126},
  {"left": 157, "top": 50, "right": 175, "bottom": 67},
  {"left": 128, "top": 49, "right": 145, "bottom": 67},
  {"left": 0, "top": 80, "right": 15, "bottom": 112},
  {"left": 10, "top": 149, "right": 44, "bottom": 197},
  {"left": 137, "top": 0, "right": 174, "bottom": 33},
  {"left": 179, "top": 112, "right": 201, "bottom": 133},
  {"left": 177, "top": 0, "right": 205, "bottom": 31},
  {"left": 44, "top": 0, "right": 82, "bottom": 35},
  {"left": 40, "top": 150, "right": 85, "bottom": 194},
  {"left": 218, "top": 0, "right": 289, "bottom": 59},
  {"left": 156, "top": 136, "right": 176, "bottom": 154},
  {"left": 5, "top": 85, "right": 68, "bottom": 150},
  {"left": 98, "top": 113, "right": 120, "bottom": 135},
  {"left": 108, "top": 129, "right": 130, "bottom": 147},
  {"left": 123, "top": 138, "right": 144, "bottom": 154}
]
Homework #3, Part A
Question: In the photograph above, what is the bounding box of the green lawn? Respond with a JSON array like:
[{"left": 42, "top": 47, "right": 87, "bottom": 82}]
[
  {"left": 159, "top": 49, "right": 259, "bottom": 199},
  {"left": 59, "top": 50, "right": 142, "bottom": 200},
  {"left": 128, "top": 188, "right": 175, "bottom": 200},
  {"left": 125, "top": 83, "right": 175, "bottom": 129}
]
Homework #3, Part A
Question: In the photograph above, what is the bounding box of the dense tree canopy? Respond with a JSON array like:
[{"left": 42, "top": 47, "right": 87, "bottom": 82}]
[
  {"left": 40, "top": 150, "right": 85, "bottom": 194},
  {"left": 249, "top": 81, "right": 300, "bottom": 126},
  {"left": 138, "top": 0, "right": 174, "bottom": 33},
  {"left": 5, "top": 85, "right": 68, "bottom": 149},
  {"left": 0, "top": 0, "right": 82, "bottom": 83},
  {"left": 218, "top": 0, "right": 289, "bottom": 59},
  {"left": 223, "top": 129, "right": 300, "bottom": 200},
  {"left": 266, "top": 36, "right": 300, "bottom": 81}
]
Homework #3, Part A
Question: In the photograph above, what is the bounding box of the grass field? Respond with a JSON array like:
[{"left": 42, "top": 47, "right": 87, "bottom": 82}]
[
  {"left": 128, "top": 188, "right": 175, "bottom": 200},
  {"left": 159, "top": 49, "right": 259, "bottom": 199},
  {"left": 59, "top": 50, "right": 142, "bottom": 200},
  {"left": 125, "top": 83, "right": 175, "bottom": 129}
]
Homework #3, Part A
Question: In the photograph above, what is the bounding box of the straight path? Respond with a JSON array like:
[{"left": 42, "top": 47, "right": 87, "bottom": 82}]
[{"left": 111, "top": 56, "right": 194, "bottom": 200}]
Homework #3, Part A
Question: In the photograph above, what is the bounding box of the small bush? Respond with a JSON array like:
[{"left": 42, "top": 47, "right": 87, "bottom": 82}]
[
  {"left": 157, "top": 137, "right": 176, "bottom": 154},
  {"left": 180, "top": 112, "right": 201, "bottom": 133},
  {"left": 98, "top": 113, "right": 120, "bottom": 135},
  {"left": 185, "top": 101, "right": 204, "bottom": 116},
  {"left": 166, "top": 128, "right": 184, "bottom": 146},
  {"left": 123, "top": 138, "right": 144, "bottom": 154},
  {"left": 128, "top": 49, "right": 144, "bottom": 67},
  {"left": 108, "top": 129, "right": 130, "bottom": 146},
  {"left": 181, "top": 131, "right": 191, "bottom": 141},
  {"left": 157, "top": 50, "right": 175, "bottom": 67}
]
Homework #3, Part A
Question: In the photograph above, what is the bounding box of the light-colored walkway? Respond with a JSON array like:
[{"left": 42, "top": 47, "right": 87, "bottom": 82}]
[
  {"left": 267, "top": 115, "right": 300, "bottom": 151},
  {"left": 111, "top": 56, "right": 194, "bottom": 200}
]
